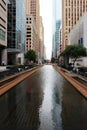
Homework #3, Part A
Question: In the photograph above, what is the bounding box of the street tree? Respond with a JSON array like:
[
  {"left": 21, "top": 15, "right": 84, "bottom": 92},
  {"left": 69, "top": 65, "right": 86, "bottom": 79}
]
[
  {"left": 51, "top": 57, "right": 55, "bottom": 63},
  {"left": 60, "top": 44, "right": 87, "bottom": 67},
  {"left": 25, "top": 50, "right": 37, "bottom": 63}
]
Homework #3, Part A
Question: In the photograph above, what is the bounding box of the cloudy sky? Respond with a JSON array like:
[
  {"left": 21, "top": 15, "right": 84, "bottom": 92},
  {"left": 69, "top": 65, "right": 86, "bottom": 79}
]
[{"left": 40, "top": 0, "right": 61, "bottom": 59}]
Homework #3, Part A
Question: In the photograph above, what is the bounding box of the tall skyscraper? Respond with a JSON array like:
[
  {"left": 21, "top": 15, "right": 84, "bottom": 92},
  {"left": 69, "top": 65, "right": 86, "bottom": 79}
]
[
  {"left": 26, "top": 0, "right": 40, "bottom": 56},
  {"left": 62, "top": 0, "right": 87, "bottom": 50},
  {"left": 52, "top": 0, "right": 58, "bottom": 58},
  {"left": 7, "top": 0, "right": 26, "bottom": 64},
  {"left": 26, "top": 0, "right": 40, "bottom": 24},
  {"left": 39, "top": 16, "right": 44, "bottom": 62},
  {"left": 55, "top": 20, "right": 61, "bottom": 58},
  {"left": 0, "top": 0, "right": 7, "bottom": 65},
  {"left": 52, "top": 0, "right": 61, "bottom": 59}
]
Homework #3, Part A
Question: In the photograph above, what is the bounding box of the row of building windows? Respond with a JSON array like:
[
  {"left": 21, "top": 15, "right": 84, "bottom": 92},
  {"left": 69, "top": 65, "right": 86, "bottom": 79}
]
[
  {"left": 27, "top": 28, "right": 31, "bottom": 30},
  {"left": 27, "top": 31, "right": 31, "bottom": 34},
  {"left": 0, "top": 29, "right": 6, "bottom": 41},
  {"left": 0, "top": 3, "right": 6, "bottom": 11},
  {"left": 66, "top": 1, "right": 87, "bottom": 6},
  {"left": 8, "top": 6, "right": 16, "bottom": 12},
  {"left": 0, "top": 24, "right": 6, "bottom": 30},
  {"left": 65, "top": 8, "right": 87, "bottom": 13},
  {"left": 26, "top": 21, "right": 31, "bottom": 24},
  {"left": 0, "top": 17, "right": 6, "bottom": 23},
  {"left": 26, "top": 18, "right": 31, "bottom": 20},
  {"left": 2, "top": 0, "right": 6, "bottom": 6}
]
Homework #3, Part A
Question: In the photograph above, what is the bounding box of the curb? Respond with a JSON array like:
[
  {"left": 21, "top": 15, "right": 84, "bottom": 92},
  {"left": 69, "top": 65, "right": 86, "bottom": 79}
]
[
  {"left": 0, "top": 66, "right": 43, "bottom": 96},
  {"left": 53, "top": 65, "right": 87, "bottom": 99}
]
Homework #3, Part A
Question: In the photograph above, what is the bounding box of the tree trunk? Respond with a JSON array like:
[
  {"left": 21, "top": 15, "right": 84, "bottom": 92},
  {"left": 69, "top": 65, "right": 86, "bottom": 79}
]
[{"left": 64, "top": 55, "right": 69, "bottom": 69}]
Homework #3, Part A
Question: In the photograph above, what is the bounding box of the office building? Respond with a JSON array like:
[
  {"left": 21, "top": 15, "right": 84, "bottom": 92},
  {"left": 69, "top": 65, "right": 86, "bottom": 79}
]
[
  {"left": 7, "top": 0, "right": 26, "bottom": 64},
  {"left": 0, "top": 0, "right": 7, "bottom": 65},
  {"left": 52, "top": 0, "right": 62, "bottom": 59},
  {"left": 39, "top": 16, "right": 44, "bottom": 63},
  {"left": 52, "top": 0, "right": 58, "bottom": 58},
  {"left": 69, "top": 12, "right": 87, "bottom": 67},
  {"left": 55, "top": 20, "right": 61, "bottom": 58},
  {"left": 62, "top": 0, "right": 87, "bottom": 50},
  {"left": 26, "top": 15, "right": 37, "bottom": 51},
  {"left": 26, "top": 0, "right": 40, "bottom": 56}
]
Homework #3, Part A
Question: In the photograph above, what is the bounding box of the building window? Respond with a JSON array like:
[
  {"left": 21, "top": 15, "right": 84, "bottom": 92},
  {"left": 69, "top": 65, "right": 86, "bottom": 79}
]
[
  {"left": 2, "top": 0, "right": 6, "bottom": 5},
  {"left": 0, "top": 3, "right": 6, "bottom": 11},
  {"left": 0, "top": 29, "right": 5, "bottom": 41}
]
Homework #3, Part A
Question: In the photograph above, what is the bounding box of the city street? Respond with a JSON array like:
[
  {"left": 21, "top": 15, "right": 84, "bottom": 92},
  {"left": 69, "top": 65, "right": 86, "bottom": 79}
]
[{"left": 0, "top": 65, "right": 87, "bottom": 130}]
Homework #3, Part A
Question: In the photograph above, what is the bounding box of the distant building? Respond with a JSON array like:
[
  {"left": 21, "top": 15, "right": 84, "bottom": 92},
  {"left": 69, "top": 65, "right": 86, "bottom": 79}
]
[
  {"left": 69, "top": 13, "right": 87, "bottom": 67},
  {"left": 52, "top": 0, "right": 58, "bottom": 59},
  {"left": 7, "top": 0, "right": 26, "bottom": 64},
  {"left": 0, "top": 0, "right": 7, "bottom": 65},
  {"left": 26, "top": 15, "right": 37, "bottom": 51},
  {"left": 52, "top": 0, "right": 61, "bottom": 59},
  {"left": 57, "top": 25, "right": 62, "bottom": 58},
  {"left": 55, "top": 20, "right": 61, "bottom": 58},
  {"left": 52, "top": 20, "right": 61, "bottom": 59},
  {"left": 52, "top": 35, "right": 55, "bottom": 58},
  {"left": 26, "top": 0, "right": 40, "bottom": 56},
  {"left": 39, "top": 16, "right": 44, "bottom": 63}
]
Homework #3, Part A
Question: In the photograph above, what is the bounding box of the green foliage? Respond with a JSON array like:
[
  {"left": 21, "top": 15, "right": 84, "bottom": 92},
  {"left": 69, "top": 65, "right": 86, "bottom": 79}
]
[
  {"left": 25, "top": 50, "right": 37, "bottom": 62},
  {"left": 60, "top": 44, "right": 87, "bottom": 66},
  {"left": 51, "top": 57, "right": 55, "bottom": 63},
  {"left": 61, "top": 45, "right": 87, "bottom": 58}
]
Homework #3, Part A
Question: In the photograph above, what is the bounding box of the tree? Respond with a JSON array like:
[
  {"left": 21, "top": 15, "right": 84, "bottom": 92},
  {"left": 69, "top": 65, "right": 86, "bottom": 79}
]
[
  {"left": 60, "top": 45, "right": 87, "bottom": 67},
  {"left": 51, "top": 57, "right": 55, "bottom": 63},
  {"left": 25, "top": 50, "right": 37, "bottom": 63}
]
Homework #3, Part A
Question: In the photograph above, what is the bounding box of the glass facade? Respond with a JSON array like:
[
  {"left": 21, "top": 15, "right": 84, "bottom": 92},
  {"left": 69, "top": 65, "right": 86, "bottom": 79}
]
[
  {"left": 7, "top": 0, "right": 26, "bottom": 64},
  {"left": 7, "top": 0, "right": 16, "bottom": 49},
  {"left": 0, "top": 29, "right": 6, "bottom": 41},
  {"left": 16, "top": 0, "right": 26, "bottom": 52}
]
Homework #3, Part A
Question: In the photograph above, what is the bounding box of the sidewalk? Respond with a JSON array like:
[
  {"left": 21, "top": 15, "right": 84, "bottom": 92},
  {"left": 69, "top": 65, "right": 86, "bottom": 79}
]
[
  {"left": 61, "top": 67, "right": 87, "bottom": 81},
  {"left": 53, "top": 65, "right": 87, "bottom": 99}
]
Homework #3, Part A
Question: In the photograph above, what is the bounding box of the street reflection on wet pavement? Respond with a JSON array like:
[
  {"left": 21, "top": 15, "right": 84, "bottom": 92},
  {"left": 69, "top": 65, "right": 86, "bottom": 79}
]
[{"left": 0, "top": 65, "right": 87, "bottom": 130}]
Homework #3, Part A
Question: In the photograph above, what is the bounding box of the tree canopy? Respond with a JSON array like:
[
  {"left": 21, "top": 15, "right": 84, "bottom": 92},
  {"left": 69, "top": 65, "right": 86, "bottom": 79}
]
[
  {"left": 61, "top": 45, "right": 86, "bottom": 57},
  {"left": 51, "top": 57, "right": 55, "bottom": 63},
  {"left": 25, "top": 50, "right": 37, "bottom": 62},
  {"left": 60, "top": 44, "right": 87, "bottom": 64}
]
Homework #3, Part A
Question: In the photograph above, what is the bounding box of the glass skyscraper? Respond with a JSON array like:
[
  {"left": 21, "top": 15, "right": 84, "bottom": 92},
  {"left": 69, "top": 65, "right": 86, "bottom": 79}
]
[
  {"left": 55, "top": 20, "right": 61, "bottom": 58},
  {"left": 7, "top": 0, "right": 26, "bottom": 64}
]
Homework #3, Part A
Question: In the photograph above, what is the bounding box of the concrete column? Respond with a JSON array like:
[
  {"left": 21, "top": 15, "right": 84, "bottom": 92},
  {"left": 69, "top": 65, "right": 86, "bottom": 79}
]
[{"left": 2, "top": 48, "right": 7, "bottom": 65}]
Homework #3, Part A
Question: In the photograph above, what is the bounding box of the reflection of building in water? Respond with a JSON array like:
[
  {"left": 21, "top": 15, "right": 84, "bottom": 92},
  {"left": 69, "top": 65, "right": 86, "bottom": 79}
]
[
  {"left": 0, "top": 75, "right": 43, "bottom": 129},
  {"left": 25, "top": 76, "right": 43, "bottom": 129},
  {"left": 8, "top": 89, "right": 16, "bottom": 112},
  {"left": 61, "top": 79, "right": 87, "bottom": 130},
  {"left": 52, "top": 87, "right": 63, "bottom": 130},
  {"left": 0, "top": 88, "right": 17, "bottom": 126}
]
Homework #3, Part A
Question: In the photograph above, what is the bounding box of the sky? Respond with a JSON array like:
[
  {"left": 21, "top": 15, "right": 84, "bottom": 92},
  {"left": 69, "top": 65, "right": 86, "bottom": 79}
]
[{"left": 40, "top": 0, "right": 61, "bottom": 59}]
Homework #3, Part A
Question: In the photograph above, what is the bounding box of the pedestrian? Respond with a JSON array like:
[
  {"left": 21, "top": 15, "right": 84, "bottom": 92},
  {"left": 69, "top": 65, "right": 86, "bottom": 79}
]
[
  {"left": 2, "top": 60, "right": 5, "bottom": 66},
  {"left": 76, "top": 68, "right": 79, "bottom": 74}
]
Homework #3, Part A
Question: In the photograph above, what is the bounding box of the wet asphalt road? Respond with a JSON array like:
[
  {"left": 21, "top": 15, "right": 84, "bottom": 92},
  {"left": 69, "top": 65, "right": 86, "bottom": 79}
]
[{"left": 0, "top": 65, "right": 87, "bottom": 130}]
